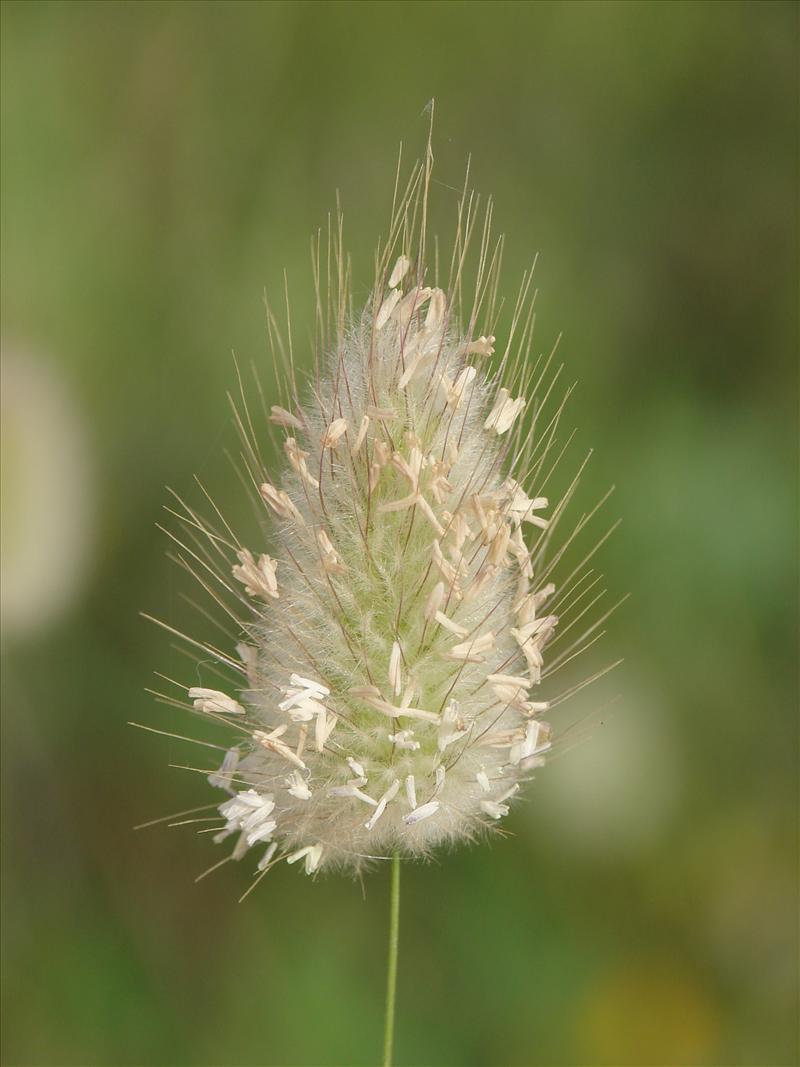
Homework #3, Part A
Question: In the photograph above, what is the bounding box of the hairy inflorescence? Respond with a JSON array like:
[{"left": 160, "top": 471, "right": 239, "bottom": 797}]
[{"left": 144, "top": 151, "right": 618, "bottom": 887}]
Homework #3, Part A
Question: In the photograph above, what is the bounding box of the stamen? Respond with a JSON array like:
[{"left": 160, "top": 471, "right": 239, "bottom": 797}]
[
  {"left": 188, "top": 688, "right": 245, "bottom": 716},
  {"left": 285, "top": 844, "right": 323, "bottom": 874},
  {"left": 287, "top": 771, "right": 312, "bottom": 800},
  {"left": 387, "top": 729, "right": 420, "bottom": 751},
  {"left": 269, "top": 406, "right": 304, "bottom": 429},
  {"left": 253, "top": 728, "right": 307, "bottom": 770},
  {"left": 257, "top": 841, "right": 279, "bottom": 870},
  {"left": 444, "top": 632, "right": 495, "bottom": 663},
  {"left": 484, "top": 389, "right": 526, "bottom": 434},
  {"left": 403, "top": 800, "right": 440, "bottom": 825},
  {"left": 232, "top": 548, "right": 279, "bottom": 600},
  {"left": 259, "top": 483, "right": 304, "bottom": 524},
  {"left": 351, "top": 415, "right": 370, "bottom": 454},
  {"left": 317, "top": 529, "right": 345, "bottom": 574},
  {"left": 388, "top": 255, "right": 411, "bottom": 289},
  {"left": 376, "top": 288, "right": 402, "bottom": 330},
  {"left": 284, "top": 437, "right": 320, "bottom": 489},
  {"left": 388, "top": 641, "right": 403, "bottom": 697},
  {"left": 320, "top": 418, "right": 348, "bottom": 448},
  {"left": 434, "top": 610, "right": 468, "bottom": 637},
  {"left": 208, "top": 747, "right": 241, "bottom": 791},
  {"left": 424, "top": 581, "right": 445, "bottom": 622},
  {"left": 364, "top": 779, "right": 400, "bottom": 831}
]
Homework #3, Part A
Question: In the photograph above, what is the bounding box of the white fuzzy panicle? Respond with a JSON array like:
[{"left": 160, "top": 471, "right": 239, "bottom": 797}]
[{"left": 150, "top": 149, "right": 615, "bottom": 884}]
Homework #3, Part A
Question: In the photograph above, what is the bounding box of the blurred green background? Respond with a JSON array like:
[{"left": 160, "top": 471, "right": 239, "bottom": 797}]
[{"left": 1, "top": 2, "right": 797, "bottom": 1065}]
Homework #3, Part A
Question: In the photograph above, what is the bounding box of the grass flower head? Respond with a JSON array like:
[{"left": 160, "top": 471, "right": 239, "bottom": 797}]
[{"left": 146, "top": 147, "right": 617, "bottom": 891}]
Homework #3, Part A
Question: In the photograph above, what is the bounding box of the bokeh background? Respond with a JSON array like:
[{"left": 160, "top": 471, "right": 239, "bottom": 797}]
[{"left": 2, "top": 2, "right": 797, "bottom": 1065}]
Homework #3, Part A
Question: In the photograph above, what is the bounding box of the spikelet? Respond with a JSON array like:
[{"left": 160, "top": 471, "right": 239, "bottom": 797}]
[{"left": 146, "top": 144, "right": 618, "bottom": 884}]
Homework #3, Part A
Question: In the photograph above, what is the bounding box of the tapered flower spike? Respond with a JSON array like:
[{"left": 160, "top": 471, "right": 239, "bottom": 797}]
[{"left": 143, "top": 142, "right": 621, "bottom": 889}]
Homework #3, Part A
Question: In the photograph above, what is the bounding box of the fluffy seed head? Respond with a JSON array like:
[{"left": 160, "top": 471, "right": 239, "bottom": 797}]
[{"left": 149, "top": 146, "right": 616, "bottom": 883}]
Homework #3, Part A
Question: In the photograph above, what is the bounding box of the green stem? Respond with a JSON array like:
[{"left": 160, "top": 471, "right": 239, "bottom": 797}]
[{"left": 382, "top": 851, "right": 401, "bottom": 1067}]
